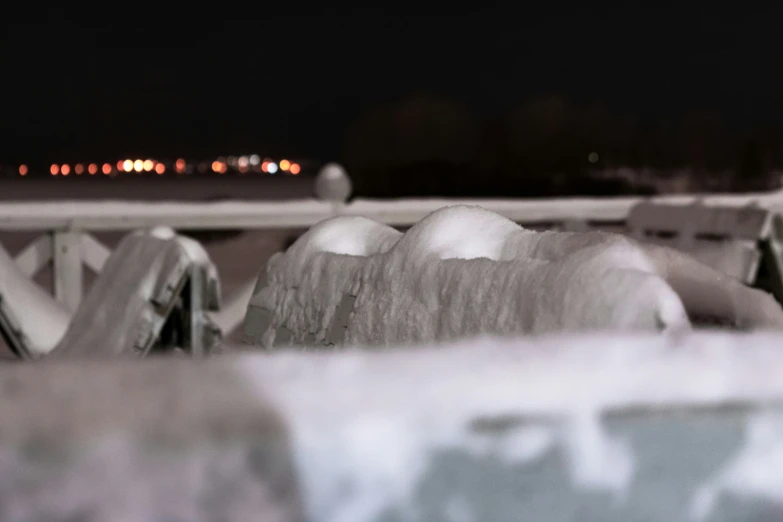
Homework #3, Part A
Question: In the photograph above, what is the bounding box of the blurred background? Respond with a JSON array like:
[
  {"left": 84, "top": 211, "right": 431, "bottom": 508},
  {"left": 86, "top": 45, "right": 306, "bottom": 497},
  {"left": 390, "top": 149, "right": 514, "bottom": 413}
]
[{"left": 3, "top": 7, "right": 783, "bottom": 200}]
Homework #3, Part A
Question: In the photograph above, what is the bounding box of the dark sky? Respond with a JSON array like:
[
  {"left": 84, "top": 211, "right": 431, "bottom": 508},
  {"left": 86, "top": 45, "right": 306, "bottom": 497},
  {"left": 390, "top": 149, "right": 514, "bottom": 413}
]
[{"left": 2, "top": 6, "right": 782, "bottom": 164}]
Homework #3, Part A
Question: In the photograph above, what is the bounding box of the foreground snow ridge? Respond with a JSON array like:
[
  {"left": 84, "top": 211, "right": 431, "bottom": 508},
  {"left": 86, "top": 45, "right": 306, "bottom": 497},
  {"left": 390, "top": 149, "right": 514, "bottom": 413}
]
[{"left": 249, "top": 205, "right": 692, "bottom": 347}]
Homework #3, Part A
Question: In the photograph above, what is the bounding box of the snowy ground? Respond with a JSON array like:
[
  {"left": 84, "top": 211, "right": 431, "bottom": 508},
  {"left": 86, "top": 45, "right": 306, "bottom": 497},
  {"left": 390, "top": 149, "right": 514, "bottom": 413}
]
[{"left": 1, "top": 332, "right": 782, "bottom": 521}]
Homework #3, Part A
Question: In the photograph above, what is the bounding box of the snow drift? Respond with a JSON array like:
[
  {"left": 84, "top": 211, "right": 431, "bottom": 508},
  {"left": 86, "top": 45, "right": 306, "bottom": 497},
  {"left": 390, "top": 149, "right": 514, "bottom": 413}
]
[{"left": 244, "top": 205, "right": 706, "bottom": 348}]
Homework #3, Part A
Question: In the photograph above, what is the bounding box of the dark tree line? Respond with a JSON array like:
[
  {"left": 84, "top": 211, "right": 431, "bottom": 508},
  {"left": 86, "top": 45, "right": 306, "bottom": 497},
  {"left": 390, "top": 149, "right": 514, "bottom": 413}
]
[{"left": 342, "top": 93, "right": 783, "bottom": 198}]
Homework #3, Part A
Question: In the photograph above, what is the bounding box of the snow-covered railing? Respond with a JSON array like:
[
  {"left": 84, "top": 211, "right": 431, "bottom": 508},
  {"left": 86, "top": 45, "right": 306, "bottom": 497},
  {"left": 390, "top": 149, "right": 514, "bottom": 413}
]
[
  {"left": 1, "top": 228, "right": 249, "bottom": 338},
  {"left": 3, "top": 190, "right": 783, "bottom": 231},
  {"left": 0, "top": 227, "right": 221, "bottom": 359},
  {"left": 2, "top": 188, "right": 783, "bottom": 337},
  {"left": 1, "top": 332, "right": 782, "bottom": 521}
]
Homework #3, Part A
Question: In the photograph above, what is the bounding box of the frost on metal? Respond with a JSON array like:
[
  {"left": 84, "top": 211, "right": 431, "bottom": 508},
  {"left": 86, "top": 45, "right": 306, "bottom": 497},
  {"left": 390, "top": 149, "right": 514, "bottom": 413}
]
[
  {"left": 1, "top": 333, "right": 782, "bottom": 521},
  {"left": 242, "top": 205, "right": 783, "bottom": 349},
  {"left": 0, "top": 227, "right": 222, "bottom": 359}
]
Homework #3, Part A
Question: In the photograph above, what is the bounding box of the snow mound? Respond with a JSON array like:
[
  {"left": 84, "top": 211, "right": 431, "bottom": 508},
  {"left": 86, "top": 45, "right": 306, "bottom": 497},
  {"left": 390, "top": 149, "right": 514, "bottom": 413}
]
[
  {"left": 286, "top": 215, "right": 401, "bottom": 262},
  {"left": 245, "top": 205, "right": 691, "bottom": 348}
]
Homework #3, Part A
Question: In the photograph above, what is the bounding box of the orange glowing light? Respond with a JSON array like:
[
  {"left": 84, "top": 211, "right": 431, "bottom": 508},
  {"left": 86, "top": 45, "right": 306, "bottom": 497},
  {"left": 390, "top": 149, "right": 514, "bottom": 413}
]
[
  {"left": 211, "top": 161, "right": 221, "bottom": 173},
  {"left": 75, "top": 164, "right": 84, "bottom": 175},
  {"left": 143, "top": 159, "right": 154, "bottom": 172},
  {"left": 102, "top": 163, "right": 111, "bottom": 175},
  {"left": 261, "top": 161, "right": 269, "bottom": 173},
  {"left": 289, "top": 163, "right": 301, "bottom": 175},
  {"left": 155, "top": 163, "right": 165, "bottom": 174},
  {"left": 61, "top": 164, "right": 71, "bottom": 176},
  {"left": 279, "top": 159, "right": 291, "bottom": 171},
  {"left": 50, "top": 164, "right": 59, "bottom": 175},
  {"left": 88, "top": 163, "right": 98, "bottom": 175},
  {"left": 18, "top": 165, "right": 28, "bottom": 176},
  {"left": 122, "top": 160, "right": 133, "bottom": 172},
  {"left": 175, "top": 158, "right": 186, "bottom": 172}
]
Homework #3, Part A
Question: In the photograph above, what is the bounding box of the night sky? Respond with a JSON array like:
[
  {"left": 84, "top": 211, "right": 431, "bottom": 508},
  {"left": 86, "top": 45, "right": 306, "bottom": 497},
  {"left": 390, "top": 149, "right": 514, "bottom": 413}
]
[{"left": 2, "top": 7, "right": 782, "bottom": 164}]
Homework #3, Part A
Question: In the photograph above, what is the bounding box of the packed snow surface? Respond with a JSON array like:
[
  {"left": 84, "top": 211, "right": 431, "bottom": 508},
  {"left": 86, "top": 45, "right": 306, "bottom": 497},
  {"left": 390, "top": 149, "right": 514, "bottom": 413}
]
[{"left": 237, "top": 331, "right": 783, "bottom": 522}]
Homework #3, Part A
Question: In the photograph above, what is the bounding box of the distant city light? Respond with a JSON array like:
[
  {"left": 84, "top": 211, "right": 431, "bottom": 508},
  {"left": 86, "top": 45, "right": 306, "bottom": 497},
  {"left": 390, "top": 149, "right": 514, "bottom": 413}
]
[
  {"left": 588, "top": 152, "right": 599, "bottom": 163},
  {"left": 14, "top": 154, "right": 310, "bottom": 180}
]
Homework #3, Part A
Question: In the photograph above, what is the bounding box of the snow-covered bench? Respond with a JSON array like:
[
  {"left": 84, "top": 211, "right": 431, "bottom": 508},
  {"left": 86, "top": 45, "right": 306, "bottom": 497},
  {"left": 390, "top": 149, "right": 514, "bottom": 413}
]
[
  {"left": 243, "top": 205, "right": 783, "bottom": 349},
  {"left": 0, "top": 227, "right": 221, "bottom": 359},
  {"left": 627, "top": 201, "right": 783, "bottom": 300}
]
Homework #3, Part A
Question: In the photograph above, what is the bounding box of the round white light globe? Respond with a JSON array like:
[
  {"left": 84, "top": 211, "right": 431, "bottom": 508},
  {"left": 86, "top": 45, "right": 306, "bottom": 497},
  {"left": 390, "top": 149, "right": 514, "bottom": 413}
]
[{"left": 315, "top": 162, "right": 352, "bottom": 203}]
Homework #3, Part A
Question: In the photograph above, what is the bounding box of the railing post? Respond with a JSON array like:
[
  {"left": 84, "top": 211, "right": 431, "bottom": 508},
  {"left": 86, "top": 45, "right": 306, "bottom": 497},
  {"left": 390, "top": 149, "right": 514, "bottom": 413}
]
[
  {"left": 189, "top": 265, "right": 205, "bottom": 358},
  {"left": 51, "top": 230, "right": 83, "bottom": 313},
  {"left": 13, "top": 234, "right": 53, "bottom": 278}
]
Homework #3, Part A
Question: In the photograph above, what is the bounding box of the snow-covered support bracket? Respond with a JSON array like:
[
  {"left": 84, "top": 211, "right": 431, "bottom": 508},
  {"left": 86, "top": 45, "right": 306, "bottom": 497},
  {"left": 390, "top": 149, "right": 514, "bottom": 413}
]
[
  {"left": 0, "top": 333, "right": 782, "bottom": 521},
  {"left": 0, "top": 228, "right": 222, "bottom": 359}
]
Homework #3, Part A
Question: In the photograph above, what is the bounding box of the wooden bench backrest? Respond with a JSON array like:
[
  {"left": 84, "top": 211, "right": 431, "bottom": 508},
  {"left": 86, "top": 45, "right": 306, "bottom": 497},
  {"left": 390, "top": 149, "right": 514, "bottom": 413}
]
[{"left": 626, "top": 202, "right": 773, "bottom": 284}]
